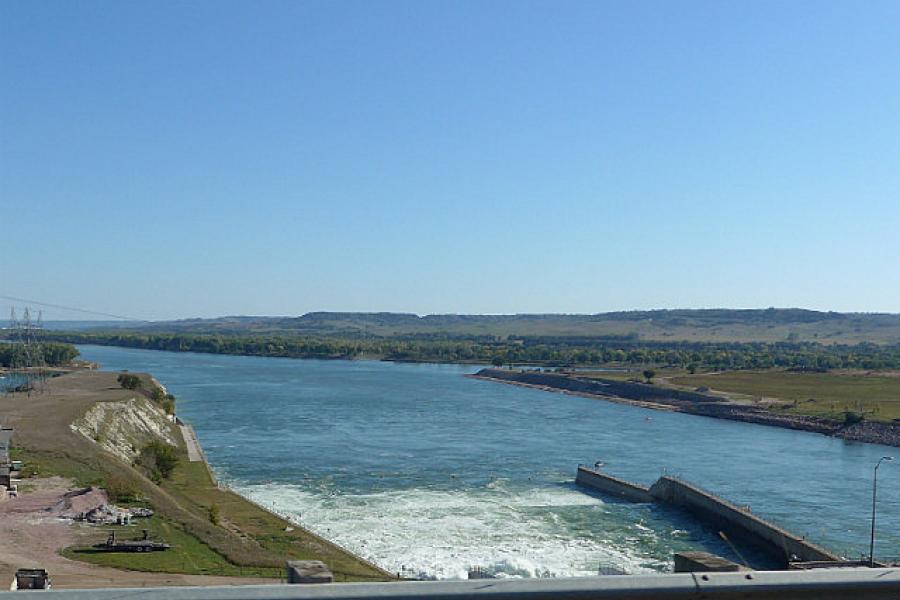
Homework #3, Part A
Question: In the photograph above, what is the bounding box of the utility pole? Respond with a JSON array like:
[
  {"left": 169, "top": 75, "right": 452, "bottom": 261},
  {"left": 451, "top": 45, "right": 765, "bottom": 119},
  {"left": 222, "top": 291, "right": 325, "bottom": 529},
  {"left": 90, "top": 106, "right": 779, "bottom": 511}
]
[{"left": 870, "top": 456, "right": 894, "bottom": 567}]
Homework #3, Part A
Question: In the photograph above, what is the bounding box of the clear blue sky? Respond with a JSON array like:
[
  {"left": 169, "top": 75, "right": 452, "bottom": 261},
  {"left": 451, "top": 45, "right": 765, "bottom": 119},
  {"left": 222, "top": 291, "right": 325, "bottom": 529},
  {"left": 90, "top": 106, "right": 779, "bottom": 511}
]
[{"left": 2, "top": 1, "right": 898, "bottom": 320}]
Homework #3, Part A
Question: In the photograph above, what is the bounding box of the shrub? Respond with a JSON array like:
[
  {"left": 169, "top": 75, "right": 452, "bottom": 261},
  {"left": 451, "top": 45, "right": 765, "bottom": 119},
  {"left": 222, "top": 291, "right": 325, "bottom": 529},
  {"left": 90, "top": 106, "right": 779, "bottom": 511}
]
[
  {"left": 843, "top": 411, "right": 865, "bottom": 426},
  {"left": 135, "top": 440, "right": 179, "bottom": 482},
  {"left": 117, "top": 373, "right": 142, "bottom": 390},
  {"left": 208, "top": 503, "right": 221, "bottom": 525},
  {"left": 105, "top": 475, "right": 140, "bottom": 504}
]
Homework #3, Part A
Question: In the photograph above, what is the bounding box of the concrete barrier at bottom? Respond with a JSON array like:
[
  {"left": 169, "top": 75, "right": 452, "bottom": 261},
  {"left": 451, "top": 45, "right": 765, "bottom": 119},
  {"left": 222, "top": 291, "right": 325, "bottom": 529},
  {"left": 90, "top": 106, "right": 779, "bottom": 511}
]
[
  {"left": 4, "top": 568, "right": 898, "bottom": 600},
  {"left": 287, "top": 561, "right": 333, "bottom": 584}
]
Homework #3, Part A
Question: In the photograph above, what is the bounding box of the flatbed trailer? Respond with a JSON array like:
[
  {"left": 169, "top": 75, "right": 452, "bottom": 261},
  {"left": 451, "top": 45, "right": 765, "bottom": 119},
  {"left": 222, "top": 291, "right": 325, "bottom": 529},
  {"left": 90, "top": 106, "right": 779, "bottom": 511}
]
[{"left": 93, "top": 530, "right": 170, "bottom": 552}]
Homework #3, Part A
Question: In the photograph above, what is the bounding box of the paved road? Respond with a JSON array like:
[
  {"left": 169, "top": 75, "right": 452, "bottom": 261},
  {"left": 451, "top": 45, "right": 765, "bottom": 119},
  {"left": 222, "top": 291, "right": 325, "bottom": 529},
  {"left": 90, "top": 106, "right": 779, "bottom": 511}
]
[{"left": 180, "top": 423, "right": 203, "bottom": 462}]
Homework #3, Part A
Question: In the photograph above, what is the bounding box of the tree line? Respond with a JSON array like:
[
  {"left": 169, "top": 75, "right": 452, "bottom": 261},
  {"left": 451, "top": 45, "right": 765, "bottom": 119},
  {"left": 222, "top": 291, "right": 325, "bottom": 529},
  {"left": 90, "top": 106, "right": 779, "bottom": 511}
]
[
  {"left": 0, "top": 341, "right": 80, "bottom": 368},
  {"left": 31, "top": 331, "right": 900, "bottom": 371}
]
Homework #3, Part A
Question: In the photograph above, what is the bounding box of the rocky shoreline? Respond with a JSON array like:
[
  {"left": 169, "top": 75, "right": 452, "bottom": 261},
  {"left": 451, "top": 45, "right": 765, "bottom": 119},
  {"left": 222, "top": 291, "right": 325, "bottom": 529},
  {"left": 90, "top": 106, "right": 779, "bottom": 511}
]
[{"left": 470, "top": 368, "right": 900, "bottom": 448}]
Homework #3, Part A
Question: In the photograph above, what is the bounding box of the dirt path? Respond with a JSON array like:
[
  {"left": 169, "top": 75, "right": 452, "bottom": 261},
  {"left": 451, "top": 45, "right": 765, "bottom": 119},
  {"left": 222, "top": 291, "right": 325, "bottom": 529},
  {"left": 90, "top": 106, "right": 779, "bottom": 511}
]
[{"left": 0, "top": 477, "right": 277, "bottom": 589}]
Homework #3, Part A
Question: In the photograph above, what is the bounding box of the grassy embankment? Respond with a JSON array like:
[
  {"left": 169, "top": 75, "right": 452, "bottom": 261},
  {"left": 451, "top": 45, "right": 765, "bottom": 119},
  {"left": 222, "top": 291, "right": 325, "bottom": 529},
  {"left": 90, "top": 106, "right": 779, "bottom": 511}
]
[
  {"left": 62, "top": 516, "right": 279, "bottom": 577},
  {"left": 64, "top": 458, "right": 389, "bottom": 580},
  {"left": 6, "top": 370, "right": 391, "bottom": 581},
  {"left": 577, "top": 368, "right": 900, "bottom": 423},
  {"left": 668, "top": 370, "right": 900, "bottom": 422}
]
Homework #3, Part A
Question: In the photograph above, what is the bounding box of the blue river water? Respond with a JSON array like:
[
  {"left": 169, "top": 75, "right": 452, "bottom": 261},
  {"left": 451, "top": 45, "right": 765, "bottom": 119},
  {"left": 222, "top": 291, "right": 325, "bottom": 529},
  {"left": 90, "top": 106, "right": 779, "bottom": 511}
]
[
  {"left": 76, "top": 345, "right": 900, "bottom": 578},
  {"left": 1, "top": 373, "right": 29, "bottom": 393}
]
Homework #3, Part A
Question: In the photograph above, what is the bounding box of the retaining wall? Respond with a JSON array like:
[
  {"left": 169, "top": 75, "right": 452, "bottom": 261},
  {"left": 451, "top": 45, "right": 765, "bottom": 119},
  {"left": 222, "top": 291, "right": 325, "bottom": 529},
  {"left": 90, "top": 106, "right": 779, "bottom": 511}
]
[
  {"left": 574, "top": 467, "right": 841, "bottom": 566},
  {"left": 648, "top": 476, "right": 840, "bottom": 565},
  {"left": 575, "top": 466, "right": 653, "bottom": 502}
]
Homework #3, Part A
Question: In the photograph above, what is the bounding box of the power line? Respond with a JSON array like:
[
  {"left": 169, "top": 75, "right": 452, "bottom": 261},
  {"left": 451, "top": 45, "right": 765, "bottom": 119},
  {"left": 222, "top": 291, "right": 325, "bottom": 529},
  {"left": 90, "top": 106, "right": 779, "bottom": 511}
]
[{"left": 0, "top": 294, "right": 150, "bottom": 322}]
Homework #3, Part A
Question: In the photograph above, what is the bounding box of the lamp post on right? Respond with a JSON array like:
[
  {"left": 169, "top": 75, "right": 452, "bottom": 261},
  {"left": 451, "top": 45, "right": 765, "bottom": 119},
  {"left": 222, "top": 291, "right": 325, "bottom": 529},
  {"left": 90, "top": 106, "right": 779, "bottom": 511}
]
[{"left": 869, "top": 456, "right": 893, "bottom": 567}]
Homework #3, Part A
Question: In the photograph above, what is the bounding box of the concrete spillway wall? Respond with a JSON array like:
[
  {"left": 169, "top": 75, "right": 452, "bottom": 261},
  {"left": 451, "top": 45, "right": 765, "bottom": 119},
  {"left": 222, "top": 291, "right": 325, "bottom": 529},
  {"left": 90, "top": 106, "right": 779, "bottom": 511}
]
[
  {"left": 574, "top": 467, "right": 841, "bottom": 566},
  {"left": 648, "top": 476, "right": 840, "bottom": 565},
  {"left": 575, "top": 466, "right": 653, "bottom": 502}
]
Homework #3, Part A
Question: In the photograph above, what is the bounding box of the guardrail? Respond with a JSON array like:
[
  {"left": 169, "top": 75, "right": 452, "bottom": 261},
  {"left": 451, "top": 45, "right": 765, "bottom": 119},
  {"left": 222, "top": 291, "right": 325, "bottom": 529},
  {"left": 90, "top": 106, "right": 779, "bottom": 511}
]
[{"left": 3, "top": 568, "right": 898, "bottom": 599}]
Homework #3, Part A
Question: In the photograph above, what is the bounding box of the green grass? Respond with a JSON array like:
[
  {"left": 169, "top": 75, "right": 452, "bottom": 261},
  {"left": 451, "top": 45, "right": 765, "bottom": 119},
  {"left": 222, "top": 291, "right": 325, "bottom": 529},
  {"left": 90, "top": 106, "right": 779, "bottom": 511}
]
[
  {"left": 62, "top": 516, "right": 282, "bottom": 578},
  {"left": 11, "top": 446, "right": 107, "bottom": 487},
  {"left": 670, "top": 370, "right": 900, "bottom": 422},
  {"left": 50, "top": 444, "right": 390, "bottom": 582},
  {"left": 160, "top": 460, "right": 390, "bottom": 582}
]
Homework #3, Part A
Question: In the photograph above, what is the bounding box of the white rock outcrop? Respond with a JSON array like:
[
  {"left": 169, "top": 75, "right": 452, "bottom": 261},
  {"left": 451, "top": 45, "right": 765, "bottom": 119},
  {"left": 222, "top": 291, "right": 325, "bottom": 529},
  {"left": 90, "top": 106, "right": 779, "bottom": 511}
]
[{"left": 71, "top": 397, "right": 179, "bottom": 464}]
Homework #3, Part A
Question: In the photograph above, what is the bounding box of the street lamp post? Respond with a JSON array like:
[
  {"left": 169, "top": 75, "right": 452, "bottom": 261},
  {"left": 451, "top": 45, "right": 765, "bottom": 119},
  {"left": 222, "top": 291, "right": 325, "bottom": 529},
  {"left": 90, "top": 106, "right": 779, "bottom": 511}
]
[{"left": 870, "top": 456, "right": 894, "bottom": 567}]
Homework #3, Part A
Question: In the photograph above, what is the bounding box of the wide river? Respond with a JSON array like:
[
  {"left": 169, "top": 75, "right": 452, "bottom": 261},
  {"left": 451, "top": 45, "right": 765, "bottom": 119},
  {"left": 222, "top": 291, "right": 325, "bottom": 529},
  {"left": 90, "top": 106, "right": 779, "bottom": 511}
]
[{"left": 76, "top": 345, "right": 899, "bottom": 578}]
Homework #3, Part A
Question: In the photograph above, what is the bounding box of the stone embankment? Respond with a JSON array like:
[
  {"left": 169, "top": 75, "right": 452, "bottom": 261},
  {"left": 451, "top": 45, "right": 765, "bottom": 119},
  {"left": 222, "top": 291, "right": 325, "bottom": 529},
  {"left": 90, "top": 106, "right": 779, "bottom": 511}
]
[{"left": 471, "top": 369, "right": 900, "bottom": 447}]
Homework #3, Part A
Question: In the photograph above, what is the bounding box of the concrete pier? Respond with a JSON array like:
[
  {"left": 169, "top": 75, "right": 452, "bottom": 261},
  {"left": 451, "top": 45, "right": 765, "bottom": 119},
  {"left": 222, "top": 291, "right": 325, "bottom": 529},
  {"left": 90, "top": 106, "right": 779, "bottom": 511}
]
[
  {"left": 575, "top": 465, "right": 653, "bottom": 502},
  {"left": 575, "top": 466, "right": 842, "bottom": 566}
]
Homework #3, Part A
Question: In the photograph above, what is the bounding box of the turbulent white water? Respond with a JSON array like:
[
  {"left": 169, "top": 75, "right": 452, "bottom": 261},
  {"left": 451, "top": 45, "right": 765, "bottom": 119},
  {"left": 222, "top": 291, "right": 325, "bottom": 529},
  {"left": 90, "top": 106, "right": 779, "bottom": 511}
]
[{"left": 238, "top": 478, "right": 671, "bottom": 579}]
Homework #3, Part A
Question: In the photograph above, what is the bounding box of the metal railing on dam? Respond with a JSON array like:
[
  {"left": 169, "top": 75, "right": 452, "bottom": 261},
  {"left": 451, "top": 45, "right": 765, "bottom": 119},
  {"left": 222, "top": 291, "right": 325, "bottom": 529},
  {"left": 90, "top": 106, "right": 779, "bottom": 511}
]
[{"left": 2, "top": 568, "right": 898, "bottom": 599}]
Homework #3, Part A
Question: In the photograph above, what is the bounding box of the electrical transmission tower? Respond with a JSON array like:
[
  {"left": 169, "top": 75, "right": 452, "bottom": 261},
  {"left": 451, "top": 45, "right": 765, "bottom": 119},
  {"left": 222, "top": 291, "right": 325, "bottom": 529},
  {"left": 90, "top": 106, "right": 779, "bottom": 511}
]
[{"left": 5, "top": 306, "right": 47, "bottom": 395}]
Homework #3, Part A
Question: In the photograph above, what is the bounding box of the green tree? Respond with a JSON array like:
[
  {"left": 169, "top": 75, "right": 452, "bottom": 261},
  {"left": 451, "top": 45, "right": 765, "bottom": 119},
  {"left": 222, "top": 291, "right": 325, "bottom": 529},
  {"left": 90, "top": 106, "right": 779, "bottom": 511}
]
[
  {"left": 135, "top": 440, "right": 179, "bottom": 482},
  {"left": 161, "top": 394, "right": 176, "bottom": 415},
  {"left": 151, "top": 386, "right": 166, "bottom": 402},
  {"left": 117, "top": 373, "right": 142, "bottom": 390},
  {"left": 643, "top": 369, "right": 656, "bottom": 383}
]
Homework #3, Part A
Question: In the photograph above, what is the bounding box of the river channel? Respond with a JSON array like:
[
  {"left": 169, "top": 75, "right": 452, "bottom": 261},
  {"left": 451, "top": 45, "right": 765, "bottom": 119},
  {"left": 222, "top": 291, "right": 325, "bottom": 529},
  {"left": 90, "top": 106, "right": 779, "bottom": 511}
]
[{"left": 76, "top": 345, "right": 900, "bottom": 578}]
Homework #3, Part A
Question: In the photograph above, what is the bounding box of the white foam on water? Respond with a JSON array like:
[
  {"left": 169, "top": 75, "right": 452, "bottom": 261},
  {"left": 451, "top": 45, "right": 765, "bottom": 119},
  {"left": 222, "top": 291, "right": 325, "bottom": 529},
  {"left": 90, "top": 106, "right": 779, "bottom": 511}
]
[{"left": 236, "top": 480, "right": 666, "bottom": 579}]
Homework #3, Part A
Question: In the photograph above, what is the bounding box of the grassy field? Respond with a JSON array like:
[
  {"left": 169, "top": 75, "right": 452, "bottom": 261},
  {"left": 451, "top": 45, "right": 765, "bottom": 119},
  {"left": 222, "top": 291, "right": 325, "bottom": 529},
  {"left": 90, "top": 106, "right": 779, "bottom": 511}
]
[
  {"left": 62, "top": 516, "right": 282, "bottom": 579},
  {"left": 669, "top": 370, "right": 900, "bottom": 422}
]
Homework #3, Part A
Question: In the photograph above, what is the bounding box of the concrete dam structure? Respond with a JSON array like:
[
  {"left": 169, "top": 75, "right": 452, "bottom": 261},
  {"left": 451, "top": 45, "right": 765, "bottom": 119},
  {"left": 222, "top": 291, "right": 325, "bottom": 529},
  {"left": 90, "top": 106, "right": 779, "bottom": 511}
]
[{"left": 575, "top": 466, "right": 841, "bottom": 567}]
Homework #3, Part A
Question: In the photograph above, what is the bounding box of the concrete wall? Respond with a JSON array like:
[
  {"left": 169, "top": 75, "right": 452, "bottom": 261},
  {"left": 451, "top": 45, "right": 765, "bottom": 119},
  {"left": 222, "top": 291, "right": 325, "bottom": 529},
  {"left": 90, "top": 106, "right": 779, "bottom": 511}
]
[
  {"left": 575, "top": 466, "right": 653, "bottom": 503},
  {"left": 15, "top": 568, "right": 900, "bottom": 600},
  {"left": 648, "top": 477, "right": 840, "bottom": 565},
  {"left": 574, "top": 467, "right": 841, "bottom": 566},
  {"left": 673, "top": 552, "right": 747, "bottom": 573}
]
